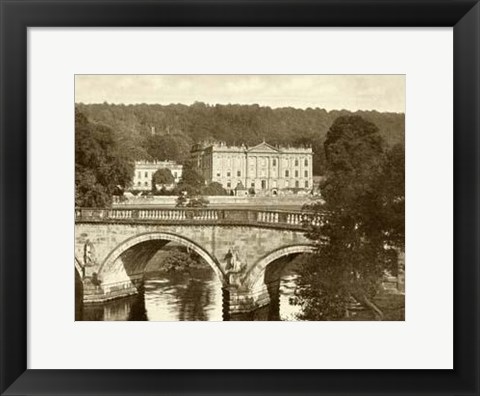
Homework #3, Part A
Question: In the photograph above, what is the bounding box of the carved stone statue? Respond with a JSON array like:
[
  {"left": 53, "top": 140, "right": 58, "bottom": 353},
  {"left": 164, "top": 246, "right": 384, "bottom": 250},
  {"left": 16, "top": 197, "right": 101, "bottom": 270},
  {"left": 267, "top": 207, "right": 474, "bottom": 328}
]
[{"left": 224, "top": 248, "right": 245, "bottom": 288}]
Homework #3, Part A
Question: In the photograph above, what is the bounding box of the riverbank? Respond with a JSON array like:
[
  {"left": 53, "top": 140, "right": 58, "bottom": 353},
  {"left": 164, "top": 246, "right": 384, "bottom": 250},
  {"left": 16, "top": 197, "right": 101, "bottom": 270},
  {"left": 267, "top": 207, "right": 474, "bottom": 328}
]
[{"left": 347, "top": 292, "right": 405, "bottom": 321}]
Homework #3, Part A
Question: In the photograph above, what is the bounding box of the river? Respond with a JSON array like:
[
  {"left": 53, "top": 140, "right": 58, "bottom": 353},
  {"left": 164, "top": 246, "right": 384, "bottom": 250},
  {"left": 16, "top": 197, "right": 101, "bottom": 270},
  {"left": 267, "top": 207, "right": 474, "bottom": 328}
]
[{"left": 77, "top": 266, "right": 303, "bottom": 321}]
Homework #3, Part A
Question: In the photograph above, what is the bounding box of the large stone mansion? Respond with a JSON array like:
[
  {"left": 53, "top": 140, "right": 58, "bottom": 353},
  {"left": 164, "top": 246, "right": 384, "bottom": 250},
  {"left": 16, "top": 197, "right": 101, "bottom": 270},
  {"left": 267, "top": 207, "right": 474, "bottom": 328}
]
[
  {"left": 191, "top": 141, "right": 313, "bottom": 195},
  {"left": 131, "top": 160, "right": 183, "bottom": 191}
]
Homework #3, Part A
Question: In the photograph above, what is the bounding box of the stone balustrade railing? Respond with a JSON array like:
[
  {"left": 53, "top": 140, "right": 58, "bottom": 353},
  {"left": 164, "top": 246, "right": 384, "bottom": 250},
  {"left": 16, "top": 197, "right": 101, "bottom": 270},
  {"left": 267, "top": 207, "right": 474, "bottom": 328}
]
[{"left": 75, "top": 208, "right": 326, "bottom": 229}]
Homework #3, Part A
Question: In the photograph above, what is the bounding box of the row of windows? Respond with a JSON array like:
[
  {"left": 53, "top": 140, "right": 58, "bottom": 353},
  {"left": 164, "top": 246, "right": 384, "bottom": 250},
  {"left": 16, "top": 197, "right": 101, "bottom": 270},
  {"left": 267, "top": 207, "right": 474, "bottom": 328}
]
[
  {"left": 217, "top": 170, "right": 242, "bottom": 177},
  {"left": 136, "top": 171, "right": 179, "bottom": 179},
  {"left": 267, "top": 159, "right": 309, "bottom": 167},
  {"left": 216, "top": 170, "right": 309, "bottom": 178},
  {"left": 225, "top": 180, "right": 309, "bottom": 189},
  {"left": 285, "top": 170, "right": 309, "bottom": 178},
  {"left": 211, "top": 158, "right": 309, "bottom": 168}
]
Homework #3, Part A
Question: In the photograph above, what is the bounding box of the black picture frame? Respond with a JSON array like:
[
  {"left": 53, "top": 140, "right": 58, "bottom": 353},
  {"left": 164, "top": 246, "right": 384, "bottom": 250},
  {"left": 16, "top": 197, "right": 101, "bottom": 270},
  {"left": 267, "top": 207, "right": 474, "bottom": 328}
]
[{"left": 1, "top": 1, "right": 479, "bottom": 395}]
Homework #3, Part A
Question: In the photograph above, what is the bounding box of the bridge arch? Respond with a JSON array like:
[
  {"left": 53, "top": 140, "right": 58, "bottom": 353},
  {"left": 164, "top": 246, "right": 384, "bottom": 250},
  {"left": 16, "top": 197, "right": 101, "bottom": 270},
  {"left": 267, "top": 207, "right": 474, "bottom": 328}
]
[
  {"left": 98, "top": 231, "right": 226, "bottom": 285},
  {"left": 246, "top": 244, "right": 316, "bottom": 291}
]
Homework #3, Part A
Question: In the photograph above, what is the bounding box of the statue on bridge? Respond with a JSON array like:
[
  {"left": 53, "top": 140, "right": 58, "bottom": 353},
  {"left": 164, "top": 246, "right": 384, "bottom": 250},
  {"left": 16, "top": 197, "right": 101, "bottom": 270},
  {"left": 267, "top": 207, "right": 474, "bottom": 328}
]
[
  {"left": 83, "top": 239, "right": 96, "bottom": 268},
  {"left": 224, "top": 248, "right": 245, "bottom": 289},
  {"left": 81, "top": 239, "right": 100, "bottom": 287}
]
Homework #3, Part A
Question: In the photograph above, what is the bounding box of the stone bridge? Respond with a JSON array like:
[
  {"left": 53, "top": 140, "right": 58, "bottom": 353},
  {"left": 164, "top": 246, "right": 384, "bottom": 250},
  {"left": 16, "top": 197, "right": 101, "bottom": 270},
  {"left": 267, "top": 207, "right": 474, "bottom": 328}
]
[{"left": 75, "top": 207, "right": 324, "bottom": 318}]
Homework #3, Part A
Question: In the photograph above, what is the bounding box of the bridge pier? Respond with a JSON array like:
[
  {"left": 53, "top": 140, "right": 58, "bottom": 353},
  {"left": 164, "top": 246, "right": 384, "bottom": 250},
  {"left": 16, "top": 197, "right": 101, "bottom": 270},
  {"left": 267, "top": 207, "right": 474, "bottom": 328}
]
[
  {"left": 223, "top": 279, "right": 281, "bottom": 320},
  {"left": 82, "top": 275, "right": 143, "bottom": 304}
]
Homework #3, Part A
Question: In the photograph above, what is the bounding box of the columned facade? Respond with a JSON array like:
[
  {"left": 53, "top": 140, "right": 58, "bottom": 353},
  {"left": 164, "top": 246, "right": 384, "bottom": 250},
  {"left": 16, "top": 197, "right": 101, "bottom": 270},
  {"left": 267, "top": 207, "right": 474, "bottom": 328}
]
[{"left": 191, "top": 142, "right": 314, "bottom": 195}]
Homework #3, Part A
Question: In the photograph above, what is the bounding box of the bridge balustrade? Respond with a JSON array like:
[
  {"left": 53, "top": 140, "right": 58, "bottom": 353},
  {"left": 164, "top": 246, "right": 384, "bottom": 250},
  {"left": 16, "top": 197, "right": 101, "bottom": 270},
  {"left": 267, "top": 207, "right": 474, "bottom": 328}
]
[{"left": 75, "top": 207, "right": 327, "bottom": 229}]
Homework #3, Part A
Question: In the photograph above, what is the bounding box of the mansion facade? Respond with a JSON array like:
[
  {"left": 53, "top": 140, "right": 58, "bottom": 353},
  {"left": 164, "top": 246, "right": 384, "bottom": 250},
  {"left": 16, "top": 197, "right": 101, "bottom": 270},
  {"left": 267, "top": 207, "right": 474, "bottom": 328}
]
[
  {"left": 131, "top": 160, "right": 183, "bottom": 191},
  {"left": 191, "top": 142, "right": 313, "bottom": 195}
]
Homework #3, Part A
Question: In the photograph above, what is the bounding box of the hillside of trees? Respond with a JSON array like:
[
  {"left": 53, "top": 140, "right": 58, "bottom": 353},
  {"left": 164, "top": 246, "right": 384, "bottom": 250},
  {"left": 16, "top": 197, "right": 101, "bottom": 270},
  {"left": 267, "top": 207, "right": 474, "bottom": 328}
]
[{"left": 76, "top": 102, "right": 404, "bottom": 175}]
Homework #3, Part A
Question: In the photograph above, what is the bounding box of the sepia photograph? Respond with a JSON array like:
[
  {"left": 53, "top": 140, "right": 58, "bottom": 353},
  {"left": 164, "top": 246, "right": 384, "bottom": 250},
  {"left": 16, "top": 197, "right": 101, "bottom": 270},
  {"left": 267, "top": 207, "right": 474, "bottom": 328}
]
[{"left": 74, "top": 75, "right": 405, "bottom": 321}]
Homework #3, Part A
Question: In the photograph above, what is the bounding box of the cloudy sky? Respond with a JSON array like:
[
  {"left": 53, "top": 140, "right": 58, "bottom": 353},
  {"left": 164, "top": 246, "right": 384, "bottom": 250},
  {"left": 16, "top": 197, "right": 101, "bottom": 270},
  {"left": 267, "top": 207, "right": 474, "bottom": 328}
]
[{"left": 75, "top": 75, "right": 405, "bottom": 113}]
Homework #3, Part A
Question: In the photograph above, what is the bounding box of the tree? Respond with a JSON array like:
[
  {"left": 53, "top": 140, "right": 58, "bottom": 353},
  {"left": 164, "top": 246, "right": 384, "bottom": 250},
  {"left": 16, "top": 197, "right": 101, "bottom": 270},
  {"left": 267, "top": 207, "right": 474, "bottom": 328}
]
[
  {"left": 152, "top": 168, "right": 175, "bottom": 191},
  {"left": 176, "top": 161, "right": 206, "bottom": 195},
  {"left": 145, "top": 133, "right": 192, "bottom": 164},
  {"left": 296, "top": 116, "right": 404, "bottom": 320},
  {"left": 159, "top": 249, "right": 197, "bottom": 272},
  {"left": 77, "top": 102, "right": 405, "bottom": 177},
  {"left": 378, "top": 143, "right": 405, "bottom": 249},
  {"left": 202, "top": 182, "right": 227, "bottom": 196},
  {"left": 75, "top": 110, "right": 134, "bottom": 207}
]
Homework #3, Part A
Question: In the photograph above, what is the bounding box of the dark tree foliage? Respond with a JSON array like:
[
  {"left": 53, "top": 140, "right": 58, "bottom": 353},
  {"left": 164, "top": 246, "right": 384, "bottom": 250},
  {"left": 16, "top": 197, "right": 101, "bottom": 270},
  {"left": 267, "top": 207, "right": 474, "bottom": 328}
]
[
  {"left": 152, "top": 168, "right": 175, "bottom": 187},
  {"left": 145, "top": 133, "right": 192, "bottom": 164},
  {"left": 202, "top": 182, "right": 228, "bottom": 196},
  {"left": 158, "top": 250, "right": 198, "bottom": 273},
  {"left": 297, "top": 116, "right": 405, "bottom": 320},
  {"left": 76, "top": 102, "right": 405, "bottom": 175},
  {"left": 75, "top": 110, "right": 134, "bottom": 207},
  {"left": 378, "top": 143, "right": 405, "bottom": 249},
  {"left": 175, "top": 161, "right": 206, "bottom": 195}
]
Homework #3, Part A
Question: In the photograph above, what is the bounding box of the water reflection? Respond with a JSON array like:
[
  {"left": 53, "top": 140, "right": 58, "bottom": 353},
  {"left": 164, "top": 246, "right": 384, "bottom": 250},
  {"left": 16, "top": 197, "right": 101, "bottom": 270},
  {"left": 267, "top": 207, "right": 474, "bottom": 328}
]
[
  {"left": 77, "top": 249, "right": 306, "bottom": 321},
  {"left": 279, "top": 273, "right": 302, "bottom": 321},
  {"left": 81, "top": 268, "right": 223, "bottom": 321},
  {"left": 144, "top": 269, "right": 223, "bottom": 321},
  {"left": 79, "top": 270, "right": 303, "bottom": 321}
]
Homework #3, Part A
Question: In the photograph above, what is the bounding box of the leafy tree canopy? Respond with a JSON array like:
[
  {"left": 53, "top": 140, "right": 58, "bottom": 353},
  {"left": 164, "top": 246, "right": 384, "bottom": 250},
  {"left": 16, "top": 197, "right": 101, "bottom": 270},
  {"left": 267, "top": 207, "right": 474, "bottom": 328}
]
[
  {"left": 175, "top": 161, "right": 206, "bottom": 195},
  {"left": 202, "top": 182, "right": 228, "bottom": 196},
  {"left": 152, "top": 168, "right": 175, "bottom": 186},
  {"left": 75, "top": 110, "right": 134, "bottom": 207},
  {"left": 297, "top": 116, "right": 405, "bottom": 320},
  {"left": 76, "top": 102, "right": 405, "bottom": 175}
]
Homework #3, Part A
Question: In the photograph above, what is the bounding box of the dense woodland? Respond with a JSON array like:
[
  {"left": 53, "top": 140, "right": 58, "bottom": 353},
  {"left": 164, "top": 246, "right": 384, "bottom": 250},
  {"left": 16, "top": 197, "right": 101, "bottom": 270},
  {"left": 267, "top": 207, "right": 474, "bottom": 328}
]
[
  {"left": 75, "top": 103, "right": 405, "bottom": 319},
  {"left": 76, "top": 102, "right": 405, "bottom": 176}
]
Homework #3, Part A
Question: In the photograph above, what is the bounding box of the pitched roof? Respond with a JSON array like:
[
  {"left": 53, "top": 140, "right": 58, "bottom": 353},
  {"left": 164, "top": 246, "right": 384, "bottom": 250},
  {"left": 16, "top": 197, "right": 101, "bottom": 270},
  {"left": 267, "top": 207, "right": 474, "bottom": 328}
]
[{"left": 247, "top": 141, "right": 279, "bottom": 153}]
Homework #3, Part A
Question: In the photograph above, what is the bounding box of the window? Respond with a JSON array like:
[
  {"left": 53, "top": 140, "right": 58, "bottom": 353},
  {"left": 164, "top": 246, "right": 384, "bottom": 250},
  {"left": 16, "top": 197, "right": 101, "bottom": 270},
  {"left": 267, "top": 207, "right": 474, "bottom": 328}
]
[
  {"left": 227, "top": 171, "right": 231, "bottom": 177},
  {"left": 304, "top": 170, "right": 308, "bottom": 177},
  {"left": 137, "top": 181, "right": 141, "bottom": 186},
  {"left": 227, "top": 182, "right": 231, "bottom": 188},
  {"left": 217, "top": 172, "right": 221, "bottom": 177},
  {"left": 295, "top": 159, "right": 299, "bottom": 166},
  {"left": 144, "top": 172, "right": 148, "bottom": 178},
  {"left": 237, "top": 170, "right": 241, "bottom": 177},
  {"left": 272, "top": 159, "right": 277, "bottom": 166},
  {"left": 295, "top": 180, "right": 299, "bottom": 188},
  {"left": 251, "top": 182, "right": 255, "bottom": 188},
  {"left": 285, "top": 170, "right": 289, "bottom": 177},
  {"left": 144, "top": 181, "right": 148, "bottom": 186},
  {"left": 304, "top": 159, "right": 308, "bottom": 166},
  {"left": 295, "top": 170, "right": 299, "bottom": 177},
  {"left": 305, "top": 180, "right": 309, "bottom": 188}
]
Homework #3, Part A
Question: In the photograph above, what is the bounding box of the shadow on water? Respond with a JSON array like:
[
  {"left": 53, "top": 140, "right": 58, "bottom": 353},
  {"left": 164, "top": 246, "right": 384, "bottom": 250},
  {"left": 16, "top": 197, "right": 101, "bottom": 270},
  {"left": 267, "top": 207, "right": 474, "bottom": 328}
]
[
  {"left": 80, "top": 267, "right": 225, "bottom": 321},
  {"left": 78, "top": 272, "right": 303, "bottom": 321},
  {"left": 77, "top": 253, "right": 307, "bottom": 321}
]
